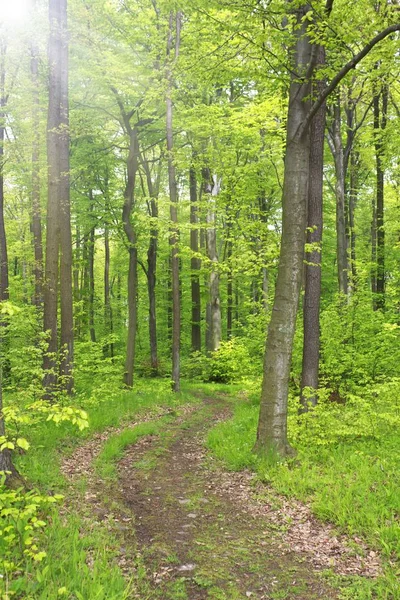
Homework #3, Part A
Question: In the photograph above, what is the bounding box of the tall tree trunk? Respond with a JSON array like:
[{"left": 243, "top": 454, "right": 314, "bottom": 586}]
[
  {"left": 204, "top": 169, "right": 222, "bottom": 353},
  {"left": 166, "top": 11, "right": 181, "bottom": 392},
  {"left": 104, "top": 220, "right": 114, "bottom": 357},
  {"left": 43, "top": 0, "right": 61, "bottom": 396},
  {"left": 0, "top": 42, "right": 15, "bottom": 480},
  {"left": 0, "top": 41, "right": 8, "bottom": 304},
  {"left": 374, "top": 85, "right": 388, "bottom": 310},
  {"left": 255, "top": 5, "right": 314, "bottom": 456},
  {"left": 88, "top": 193, "right": 96, "bottom": 343},
  {"left": 57, "top": 0, "right": 73, "bottom": 393},
  {"left": 190, "top": 164, "right": 201, "bottom": 352},
  {"left": 348, "top": 150, "right": 358, "bottom": 291},
  {"left": 141, "top": 155, "right": 159, "bottom": 374},
  {"left": 30, "top": 37, "right": 43, "bottom": 308},
  {"left": 300, "top": 45, "right": 326, "bottom": 411},
  {"left": 227, "top": 239, "right": 233, "bottom": 339},
  {"left": 123, "top": 129, "right": 139, "bottom": 388},
  {"left": 331, "top": 102, "right": 348, "bottom": 296}
]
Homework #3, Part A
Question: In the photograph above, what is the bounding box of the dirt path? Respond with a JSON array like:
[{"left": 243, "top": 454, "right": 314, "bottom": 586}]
[
  {"left": 63, "top": 394, "right": 379, "bottom": 599},
  {"left": 113, "top": 397, "right": 340, "bottom": 599}
]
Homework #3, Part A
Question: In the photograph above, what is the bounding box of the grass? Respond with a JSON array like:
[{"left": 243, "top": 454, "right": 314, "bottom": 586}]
[
  {"left": 94, "top": 414, "right": 181, "bottom": 481},
  {"left": 2, "top": 378, "right": 199, "bottom": 599},
  {"left": 207, "top": 383, "right": 400, "bottom": 599}
]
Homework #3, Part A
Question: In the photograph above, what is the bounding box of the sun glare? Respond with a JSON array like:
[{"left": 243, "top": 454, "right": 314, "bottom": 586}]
[{"left": 0, "top": 0, "right": 30, "bottom": 27}]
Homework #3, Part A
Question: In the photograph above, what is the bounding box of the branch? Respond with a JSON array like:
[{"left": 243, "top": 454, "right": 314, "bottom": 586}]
[{"left": 299, "top": 23, "right": 400, "bottom": 137}]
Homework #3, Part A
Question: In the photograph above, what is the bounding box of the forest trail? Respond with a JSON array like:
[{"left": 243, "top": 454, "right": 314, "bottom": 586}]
[{"left": 62, "top": 395, "right": 373, "bottom": 599}]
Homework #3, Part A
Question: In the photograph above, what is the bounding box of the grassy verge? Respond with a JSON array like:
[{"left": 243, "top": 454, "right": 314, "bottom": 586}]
[
  {"left": 207, "top": 382, "right": 400, "bottom": 600},
  {"left": 3, "top": 379, "right": 199, "bottom": 599}
]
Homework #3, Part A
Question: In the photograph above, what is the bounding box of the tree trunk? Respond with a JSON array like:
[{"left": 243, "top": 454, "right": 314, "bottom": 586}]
[
  {"left": 123, "top": 129, "right": 139, "bottom": 388},
  {"left": 0, "top": 42, "right": 8, "bottom": 304},
  {"left": 204, "top": 169, "right": 222, "bottom": 353},
  {"left": 88, "top": 193, "right": 96, "bottom": 343},
  {"left": 30, "top": 38, "right": 43, "bottom": 308},
  {"left": 255, "top": 5, "right": 314, "bottom": 456},
  {"left": 332, "top": 102, "right": 348, "bottom": 296},
  {"left": 374, "top": 85, "right": 387, "bottom": 310},
  {"left": 104, "top": 221, "right": 114, "bottom": 357},
  {"left": 141, "top": 155, "right": 159, "bottom": 374},
  {"left": 57, "top": 0, "right": 73, "bottom": 393},
  {"left": 348, "top": 151, "right": 358, "bottom": 291},
  {"left": 190, "top": 164, "right": 201, "bottom": 352},
  {"left": 300, "top": 45, "right": 326, "bottom": 412},
  {"left": 166, "top": 12, "right": 181, "bottom": 392},
  {"left": 227, "top": 239, "right": 233, "bottom": 339},
  {"left": 43, "top": 0, "right": 62, "bottom": 396}
]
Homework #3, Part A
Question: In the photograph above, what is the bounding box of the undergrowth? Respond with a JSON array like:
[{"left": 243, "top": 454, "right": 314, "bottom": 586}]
[
  {"left": 207, "top": 380, "right": 400, "bottom": 599},
  {"left": 1, "top": 378, "right": 197, "bottom": 599}
]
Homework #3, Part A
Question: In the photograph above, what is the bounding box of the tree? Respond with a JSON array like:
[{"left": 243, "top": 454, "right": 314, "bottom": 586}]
[
  {"left": 255, "top": 2, "right": 400, "bottom": 455},
  {"left": 166, "top": 10, "right": 182, "bottom": 392},
  {"left": 43, "top": 0, "right": 74, "bottom": 395}
]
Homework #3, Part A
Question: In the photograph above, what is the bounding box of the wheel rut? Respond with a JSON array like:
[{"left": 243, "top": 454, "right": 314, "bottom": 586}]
[{"left": 113, "top": 396, "right": 339, "bottom": 599}]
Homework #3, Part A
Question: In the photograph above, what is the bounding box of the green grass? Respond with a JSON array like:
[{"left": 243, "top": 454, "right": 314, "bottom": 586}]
[
  {"left": 95, "top": 418, "right": 169, "bottom": 481},
  {"left": 207, "top": 385, "right": 400, "bottom": 599},
  {"left": 2, "top": 378, "right": 199, "bottom": 599}
]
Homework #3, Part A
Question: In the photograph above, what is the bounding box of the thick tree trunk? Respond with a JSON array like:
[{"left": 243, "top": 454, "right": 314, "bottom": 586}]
[
  {"left": 30, "top": 39, "right": 43, "bottom": 308},
  {"left": 300, "top": 45, "right": 326, "bottom": 411},
  {"left": 166, "top": 12, "right": 181, "bottom": 392},
  {"left": 44, "top": 0, "right": 73, "bottom": 395},
  {"left": 43, "top": 0, "right": 61, "bottom": 395},
  {"left": 374, "top": 85, "right": 387, "bottom": 310},
  {"left": 255, "top": 5, "right": 314, "bottom": 456},
  {"left": 190, "top": 165, "right": 201, "bottom": 352}
]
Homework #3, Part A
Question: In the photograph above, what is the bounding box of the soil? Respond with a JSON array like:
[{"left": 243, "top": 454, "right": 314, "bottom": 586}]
[{"left": 62, "top": 394, "right": 379, "bottom": 599}]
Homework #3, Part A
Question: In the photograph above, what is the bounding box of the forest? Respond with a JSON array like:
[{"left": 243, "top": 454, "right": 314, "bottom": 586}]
[{"left": 0, "top": 0, "right": 400, "bottom": 598}]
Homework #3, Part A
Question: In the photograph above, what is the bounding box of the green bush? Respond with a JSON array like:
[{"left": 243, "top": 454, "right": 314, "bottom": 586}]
[{"left": 208, "top": 339, "right": 254, "bottom": 383}]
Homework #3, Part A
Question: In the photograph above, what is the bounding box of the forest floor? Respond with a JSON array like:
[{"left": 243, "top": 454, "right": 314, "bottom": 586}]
[{"left": 60, "top": 392, "right": 379, "bottom": 600}]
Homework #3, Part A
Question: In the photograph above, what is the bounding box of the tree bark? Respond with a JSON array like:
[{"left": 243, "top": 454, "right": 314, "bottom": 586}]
[
  {"left": 255, "top": 4, "right": 314, "bottom": 456},
  {"left": 203, "top": 168, "right": 222, "bottom": 353},
  {"left": 331, "top": 102, "right": 348, "bottom": 296},
  {"left": 104, "top": 218, "right": 114, "bottom": 357},
  {"left": 227, "top": 239, "right": 233, "bottom": 339},
  {"left": 57, "top": 0, "right": 73, "bottom": 394},
  {"left": 166, "top": 11, "right": 181, "bottom": 392},
  {"left": 43, "top": 0, "right": 62, "bottom": 396},
  {"left": 88, "top": 195, "right": 96, "bottom": 343},
  {"left": 348, "top": 150, "right": 358, "bottom": 291},
  {"left": 190, "top": 164, "right": 201, "bottom": 352},
  {"left": 300, "top": 45, "right": 326, "bottom": 411},
  {"left": 0, "top": 41, "right": 8, "bottom": 304},
  {"left": 30, "top": 38, "right": 43, "bottom": 308},
  {"left": 123, "top": 129, "right": 139, "bottom": 387},
  {"left": 141, "top": 153, "right": 159, "bottom": 374},
  {"left": 374, "top": 85, "right": 387, "bottom": 310}
]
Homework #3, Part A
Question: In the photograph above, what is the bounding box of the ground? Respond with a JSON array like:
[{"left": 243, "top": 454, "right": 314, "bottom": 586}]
[{"left": 61, "top": 393, "right": 378, "bottom": 600}]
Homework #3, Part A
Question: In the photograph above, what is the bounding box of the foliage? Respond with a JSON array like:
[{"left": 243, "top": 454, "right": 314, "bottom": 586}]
[
  {"left": 182, "top": 339, "right": 256, "bottom": 384},
  {"left": 207, "top": 384, "right": 400, "bottom": 597},
  {"left": 0, "top": 475, "right": 63, "bottom": 582}
]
